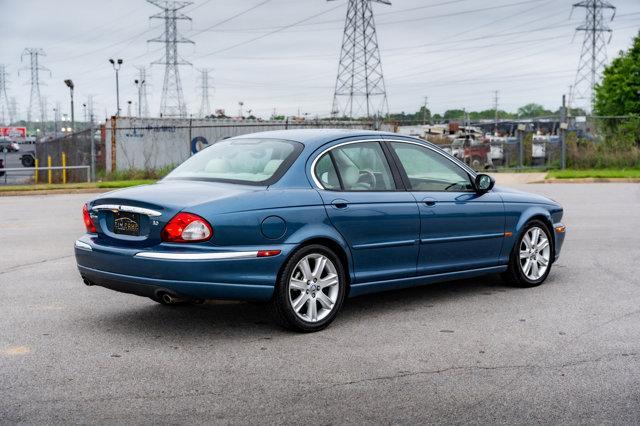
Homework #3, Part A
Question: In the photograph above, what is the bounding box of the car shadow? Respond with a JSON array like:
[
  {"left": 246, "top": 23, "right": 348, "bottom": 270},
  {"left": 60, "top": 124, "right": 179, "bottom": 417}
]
[{"left": 88, "top": 274, "right": 517, "bottom": 340}]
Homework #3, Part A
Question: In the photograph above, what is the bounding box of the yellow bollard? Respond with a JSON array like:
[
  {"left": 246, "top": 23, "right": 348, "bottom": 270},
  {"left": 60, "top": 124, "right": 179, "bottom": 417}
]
[
  {"left": 62, "top": 152, "right": 67, "bottom": 184},
  {"left": 35, "top": 159, "right": 39, "bottom": 183},
  {"left": 47, "top": 155, "right": 52, "bottom": 184}
]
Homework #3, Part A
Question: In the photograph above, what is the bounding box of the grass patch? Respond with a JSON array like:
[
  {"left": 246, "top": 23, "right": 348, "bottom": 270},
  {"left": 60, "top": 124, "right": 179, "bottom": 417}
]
[
  {"left": 0, "top": 179, "right": 155, "bottom": 193},
  {"left": 96, "top": 179, "right": 156, "bottom": 188},
  {"left": 547, "top": 168, "right": 640, "bottom": 179}
]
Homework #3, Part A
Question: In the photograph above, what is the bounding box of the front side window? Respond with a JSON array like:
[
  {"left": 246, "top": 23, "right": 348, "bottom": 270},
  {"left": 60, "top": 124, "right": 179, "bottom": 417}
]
[
  {"left": 165, "top": 138, "right": 301, "bottom": 185},
  {"left": 390, "top": 142, "right": 473, "bottom": 192},
  {"left": 315, "top": 141, "right": 396, "bottom": 191}
]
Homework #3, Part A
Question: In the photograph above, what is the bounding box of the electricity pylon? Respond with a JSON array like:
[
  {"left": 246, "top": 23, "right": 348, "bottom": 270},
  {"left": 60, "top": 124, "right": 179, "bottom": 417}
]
[
  {"left": 147, "top": 0, "right": 194, "bottom": 118},
  {"left": 197, "top": 68, "right": 214, "bottom": 118},
  {"left": 570, "top": 0, "right": 616, "bottom": 109},
  {"left": 20, "top": 48, "right": 49, "bottom": 124},
  {"left": 329, "top": 0, "right": 390, "bottom": 119}
]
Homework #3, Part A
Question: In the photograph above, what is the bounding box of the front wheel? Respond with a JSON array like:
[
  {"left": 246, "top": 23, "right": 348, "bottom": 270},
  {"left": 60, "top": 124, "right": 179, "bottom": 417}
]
[
  {"left": 272, "top": 245, "right": 347, "bottom": 332},
  {"left": 502, "top": 220, "right": 553, "bottom": 287}
]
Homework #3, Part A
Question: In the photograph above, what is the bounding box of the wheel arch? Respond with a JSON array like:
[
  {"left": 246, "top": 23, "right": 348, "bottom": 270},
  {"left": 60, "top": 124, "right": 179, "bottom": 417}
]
[
  {"left": 515, "top": 208, "right": 556, "bottom": 260},
  {"left": 280, "top": 236, "right": 353, "bottom": 295}
]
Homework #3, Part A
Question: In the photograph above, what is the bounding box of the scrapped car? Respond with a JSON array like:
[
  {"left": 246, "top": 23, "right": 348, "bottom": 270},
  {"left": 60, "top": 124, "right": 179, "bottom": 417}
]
[{"left": 75, "top": 130, "right": 566, "bottom": 332}]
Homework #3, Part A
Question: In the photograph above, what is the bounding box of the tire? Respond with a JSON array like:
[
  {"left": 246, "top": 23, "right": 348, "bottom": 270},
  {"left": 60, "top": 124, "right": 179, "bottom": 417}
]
[
  {"left": 502, "top": 219, "right": 554, "bottom": 288},
  {"left": 21, "top": 156, "right": 35, "bottom": 167},
  {"left": 271, "top": 244, "right": 347, "bottom": 332}
]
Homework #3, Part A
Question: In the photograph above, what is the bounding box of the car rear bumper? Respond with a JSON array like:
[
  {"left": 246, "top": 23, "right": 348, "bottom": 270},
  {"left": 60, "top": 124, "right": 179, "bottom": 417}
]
[{"left": 75, "top": 235, "right": 293, "bottom": 301}]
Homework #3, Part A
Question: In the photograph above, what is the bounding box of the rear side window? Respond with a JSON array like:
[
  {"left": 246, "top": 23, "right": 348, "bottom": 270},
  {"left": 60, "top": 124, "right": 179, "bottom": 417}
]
[
  {"left": 314, "top": 141, "right": 396, "bottom": 191},
  {"left": 165, "top": 138, "right": 302, "bottom": 185}
]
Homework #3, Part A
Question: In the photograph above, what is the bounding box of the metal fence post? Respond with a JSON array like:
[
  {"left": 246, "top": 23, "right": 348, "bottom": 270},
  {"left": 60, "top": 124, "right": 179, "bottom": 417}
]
[
  {"left": 47, "top": 155, "right": 52, "bottom": 184},
  {"left": 517, "top": 124, "right": 525, "bottom": 169},
  {"left": 90, "top": 123, "right": 95, "bottom": 182},
  {"left": 62, "top": 152, "right": 67, "bottom": 184}
]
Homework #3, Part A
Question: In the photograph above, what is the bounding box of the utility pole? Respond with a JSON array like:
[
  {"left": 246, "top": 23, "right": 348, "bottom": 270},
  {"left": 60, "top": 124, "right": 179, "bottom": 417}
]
[
  {"left": 109, "top": 58, "right": 123, "bottom": 116},
  {"left": 560, "top": 94, "right": 567, "bottom": 170},
  {"left": 135, "top": 66, "right": 149, "bottom": 117},
  {"left": 148, "top": 0, "right": 194, "bottom": 118},
  {"left": 20, "top": 48, "right": 49, "bottom": 126},
  {"left": 198, "top": 68, "right": 214, "bottom": 118},
  {"left": 571, "top": 0, "right": 615, "bottom": 110},
  {"left": 493, "top": 90, "right": 499, "bottom": 135},
  {"left": 422, "top": 96, "right": 428, "bottom": 125},
  {"left": 329, "top": 0, "right": 390, "bottom": 119},
  {"left": 86, "top": 95, "right": 95, "bottom": 124}
]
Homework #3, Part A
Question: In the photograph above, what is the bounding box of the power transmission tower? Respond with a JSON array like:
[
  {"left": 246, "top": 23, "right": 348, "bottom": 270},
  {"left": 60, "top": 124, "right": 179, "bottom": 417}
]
[
  {"left": 86, "top": 95, "right": 95, "bottom": 123},
  {"left": 197, "top": 68, "right": 214, "bottom": 118},
  {"left": 330, "top": 0, "right": 390, "bottom": 119},
  {"left": 135, "top": 66, "right": 150, "bottom": 118},
  {"left": 570, "top": 0, "right": 616, "bottom": 109},
  {"left": 493, "top": 90, "right": 499, "bottom": 133},
  {"left": 41, "top": 96, "right": 48, "bottom": 131},
  {"left": 0, "top": 65, "right": 11, "bottom": 125},
  {"left": 9, "top": 98, "right": 18, "bottom": 123},
  {"left": 147, "top": 0, "right": 194, "bottom": 118},
  {"left": 20, "top": 48, "right": 49, "bottom": 125}
]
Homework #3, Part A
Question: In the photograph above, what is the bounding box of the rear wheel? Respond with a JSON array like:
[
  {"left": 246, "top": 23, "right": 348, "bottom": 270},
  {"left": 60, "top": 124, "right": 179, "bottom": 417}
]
[
  {"left": 272, "top": 245, "right": 346, "bottom": 332},
  {"left": 502, "top": 220, "right": 553, "bottom": 287}
]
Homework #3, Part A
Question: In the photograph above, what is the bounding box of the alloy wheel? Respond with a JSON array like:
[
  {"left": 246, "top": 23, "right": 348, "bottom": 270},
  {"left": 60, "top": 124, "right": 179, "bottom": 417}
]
[
  {"left": 288, "top": 253, "right": 340, "bottom": 323},
  {"left": 519, "top": 226, "right": 551, "bottom": 281}
]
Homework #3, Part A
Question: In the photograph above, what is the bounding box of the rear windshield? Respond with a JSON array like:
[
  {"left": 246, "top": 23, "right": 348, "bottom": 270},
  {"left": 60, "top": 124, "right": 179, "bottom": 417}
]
[{"left": 165, "top": 138, "right": 302, "bottom": 185}]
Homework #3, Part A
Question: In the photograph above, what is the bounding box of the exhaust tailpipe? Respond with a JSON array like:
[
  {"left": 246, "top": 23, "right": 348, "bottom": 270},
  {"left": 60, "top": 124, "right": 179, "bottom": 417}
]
[{"left": 161, "top": 293, "right": 187, "bottom": 305}]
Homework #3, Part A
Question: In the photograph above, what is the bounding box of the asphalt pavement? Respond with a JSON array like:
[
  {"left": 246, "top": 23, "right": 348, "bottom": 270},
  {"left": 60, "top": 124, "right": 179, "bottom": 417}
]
[{"left": 1, "top": 184, "right": 639, "bottom": 424}]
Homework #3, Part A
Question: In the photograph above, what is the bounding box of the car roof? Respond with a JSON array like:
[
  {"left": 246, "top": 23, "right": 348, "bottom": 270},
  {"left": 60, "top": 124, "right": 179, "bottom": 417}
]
[{"left": 232, "top": 128, "right": 401, "bottom": 150}]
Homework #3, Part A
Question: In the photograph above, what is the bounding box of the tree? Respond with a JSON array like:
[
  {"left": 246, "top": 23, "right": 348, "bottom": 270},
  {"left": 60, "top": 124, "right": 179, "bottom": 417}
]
[
  {"left": 594, "top": 31, "right": 640, "bottom": 117},
  {"left": 517, "top": 103, "right": 552, "bottom": 118}
]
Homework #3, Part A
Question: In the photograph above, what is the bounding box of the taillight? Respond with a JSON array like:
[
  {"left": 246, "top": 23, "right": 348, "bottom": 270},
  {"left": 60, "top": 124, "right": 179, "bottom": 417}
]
[
  {"left": 83, "top": 204, "right": 97, "bottom": 233},
  {"left": 161, "top": 212, "right": 213, "bottom": 243}
]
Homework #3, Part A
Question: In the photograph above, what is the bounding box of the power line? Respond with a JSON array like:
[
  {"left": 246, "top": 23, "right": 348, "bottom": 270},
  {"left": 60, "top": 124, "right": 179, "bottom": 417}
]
[{"left": 195, "top": 3, "right": 344, "bottom": 58}]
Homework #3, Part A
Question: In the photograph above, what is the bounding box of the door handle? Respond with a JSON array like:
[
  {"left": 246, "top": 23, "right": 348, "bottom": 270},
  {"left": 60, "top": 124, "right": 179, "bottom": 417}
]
[
  {"left": 422, "top": 197, "right": 437, "bottom": 207},
  {"left": 331, "top": 199, "right": 349, "bottom": 209}
]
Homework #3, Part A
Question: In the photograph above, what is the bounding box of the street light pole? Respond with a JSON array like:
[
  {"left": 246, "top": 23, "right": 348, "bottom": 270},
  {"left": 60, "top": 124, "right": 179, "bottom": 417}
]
[
  {"left": 109, "top": 58, "right": 123, "bottom": 116},
  {"left": 64, "top": 79, "right": 75, "bottom": 132}
]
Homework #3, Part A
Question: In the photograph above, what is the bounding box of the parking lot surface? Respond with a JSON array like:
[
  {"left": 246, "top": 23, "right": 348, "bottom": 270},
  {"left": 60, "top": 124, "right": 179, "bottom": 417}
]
[{"left": 1, "top": 183, "right": 639, "bottom": 424}]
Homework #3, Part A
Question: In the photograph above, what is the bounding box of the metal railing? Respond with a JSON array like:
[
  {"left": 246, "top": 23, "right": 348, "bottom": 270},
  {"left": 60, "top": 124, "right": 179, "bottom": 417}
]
[{"left": 1, "top": 165, "right": 91, "bottom": 184}]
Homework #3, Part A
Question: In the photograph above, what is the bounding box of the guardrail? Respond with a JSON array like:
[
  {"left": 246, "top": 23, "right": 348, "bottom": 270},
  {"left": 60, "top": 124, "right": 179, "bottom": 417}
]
[{"left": 1, "top": 165, "right": 91, "bottom": 184}]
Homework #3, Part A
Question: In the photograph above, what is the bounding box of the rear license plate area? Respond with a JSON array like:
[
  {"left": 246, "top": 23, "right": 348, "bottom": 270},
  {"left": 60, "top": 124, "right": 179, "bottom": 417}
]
[{"left": 113, "top": 211, "right": 141, "bottom": 236}]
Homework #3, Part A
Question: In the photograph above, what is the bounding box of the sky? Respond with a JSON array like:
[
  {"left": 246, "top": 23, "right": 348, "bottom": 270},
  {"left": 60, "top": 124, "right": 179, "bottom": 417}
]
[{"left": 1, "top": 0, "right": 639, "bottom": 122}]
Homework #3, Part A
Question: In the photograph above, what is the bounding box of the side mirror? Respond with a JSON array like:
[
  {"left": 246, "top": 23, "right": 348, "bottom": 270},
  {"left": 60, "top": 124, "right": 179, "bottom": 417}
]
[{"left": 475, "top": 174, "right": 495, "bottom": 193}]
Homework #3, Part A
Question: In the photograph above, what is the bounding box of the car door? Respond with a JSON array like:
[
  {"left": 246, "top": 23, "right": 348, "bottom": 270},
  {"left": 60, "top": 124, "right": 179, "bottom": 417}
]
[
  {"left": 312, "top": 140, "right": 420, "bottom": 284},
  {"left": 386, "top": 140, "right": 505, "bottom": 276}
]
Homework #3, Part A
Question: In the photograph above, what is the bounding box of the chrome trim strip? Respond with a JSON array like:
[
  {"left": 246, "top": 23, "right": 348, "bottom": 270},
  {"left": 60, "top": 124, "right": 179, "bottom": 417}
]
[
  {"left": 352, "top": 239, "right": 418, "bottom": 250},
  {"left": 134, "top": 251, "right": 259, "bottom": 260},
  {"left": 92, "top": 204, "right": 162, "bottom": 217},
  {"left": 420, "top": 232, "right": 504, "bottom": 244},
  {"left": 74, "top": 240, "right": 92, "bottom": 251},
  {"left": 310, "top": 137, "right": 477, "bottom": 190}
]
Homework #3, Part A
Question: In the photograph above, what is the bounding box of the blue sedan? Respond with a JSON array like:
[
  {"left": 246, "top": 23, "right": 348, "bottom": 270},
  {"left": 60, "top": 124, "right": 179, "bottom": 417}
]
[{"left": 75, "top": 129, "right": 565, "bottom": 332}]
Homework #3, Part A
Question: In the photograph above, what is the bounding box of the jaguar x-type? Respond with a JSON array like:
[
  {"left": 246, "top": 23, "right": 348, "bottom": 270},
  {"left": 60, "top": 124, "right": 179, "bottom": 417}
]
[{"left": 75, "top": 129, "right": 565, "bottom": 332}]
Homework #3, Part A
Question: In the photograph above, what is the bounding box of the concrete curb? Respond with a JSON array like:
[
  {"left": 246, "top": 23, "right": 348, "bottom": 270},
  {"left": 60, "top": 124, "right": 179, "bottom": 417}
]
[
  {"left": 542, "top": 178, "right": 640, "bottom": 183},
  {"left": 0, "top": 188, "right": 109, "bottom": 197}
]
